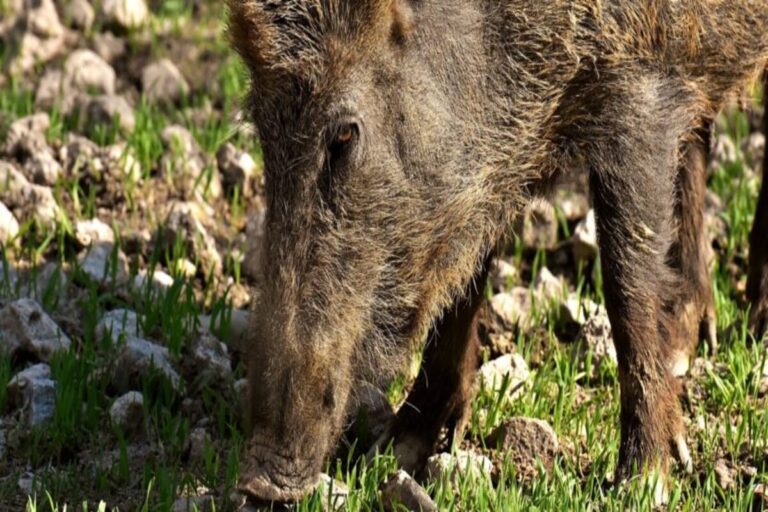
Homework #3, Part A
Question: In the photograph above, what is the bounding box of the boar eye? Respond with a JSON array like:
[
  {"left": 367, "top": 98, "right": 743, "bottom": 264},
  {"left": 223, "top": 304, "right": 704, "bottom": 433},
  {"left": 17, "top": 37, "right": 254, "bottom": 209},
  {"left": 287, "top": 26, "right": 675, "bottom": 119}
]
[
  {"left": 335, "top": 124, "right": 355, "bottom": 145},
  {"left": 328, "top": 122, "right": 359, "bottom": 163}
]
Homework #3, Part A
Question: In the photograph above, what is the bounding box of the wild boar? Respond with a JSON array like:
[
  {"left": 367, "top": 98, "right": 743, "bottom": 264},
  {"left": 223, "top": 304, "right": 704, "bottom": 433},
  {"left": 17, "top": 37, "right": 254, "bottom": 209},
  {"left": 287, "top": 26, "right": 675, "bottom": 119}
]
[{"left": 227, "top": 0, "right": 768, "bottom": 503}]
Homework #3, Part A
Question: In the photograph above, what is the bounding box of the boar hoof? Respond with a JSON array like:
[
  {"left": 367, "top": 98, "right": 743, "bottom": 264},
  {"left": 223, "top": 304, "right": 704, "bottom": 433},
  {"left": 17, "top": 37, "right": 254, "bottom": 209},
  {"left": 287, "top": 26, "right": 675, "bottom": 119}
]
[
  {"left": 619, "top": 469, "right": 670, "bottom": 507},
  {"left": 669, "top": 350, "right": 690, "bottom": 378},
  {"left": 615, "top": 431, "right": 692, "bottom": 509},
  {"left": 615, "top": 390, "right": 692, "bottom": 503},
  {"left": 674, "top": 433, "right": 693, "bottom": 474}
]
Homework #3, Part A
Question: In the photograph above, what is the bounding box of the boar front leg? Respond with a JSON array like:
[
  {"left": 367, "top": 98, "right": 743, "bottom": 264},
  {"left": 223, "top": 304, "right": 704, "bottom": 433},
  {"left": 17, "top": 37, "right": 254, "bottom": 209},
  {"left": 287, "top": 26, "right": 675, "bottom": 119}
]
[
  {"left": 380, "top": 256, "right": 491, "bottom": 472},
  {"left": 667, "top": 126, "right": 718, "bottom": 370},
  {"left": 586, "top": 83, "right": 694, "bottom": 500},
  {"left": 748, "top": 157, "right": 768, "bottom": 338},
  {"left": 748, "top": 95, "right": 768, "bottom": 339}
]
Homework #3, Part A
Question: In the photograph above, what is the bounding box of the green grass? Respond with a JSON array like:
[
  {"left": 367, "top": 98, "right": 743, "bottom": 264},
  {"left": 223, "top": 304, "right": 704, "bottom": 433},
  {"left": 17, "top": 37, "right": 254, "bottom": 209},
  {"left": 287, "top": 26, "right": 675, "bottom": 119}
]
[{"left": 1, "top": 2, "right": 767, "bottom": 511}]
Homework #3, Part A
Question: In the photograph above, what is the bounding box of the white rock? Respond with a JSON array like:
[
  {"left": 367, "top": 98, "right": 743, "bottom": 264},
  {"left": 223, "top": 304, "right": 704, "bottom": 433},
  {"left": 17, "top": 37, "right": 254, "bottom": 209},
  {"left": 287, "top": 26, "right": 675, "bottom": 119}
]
[
  {"left": 0, "top": 298, "right": 71, "bottom": 361},
  {"left": 101, "top": 0, "right": 149, "bottom": 29},
  {"left": 216, "top": 142, "right": 257, "bottom": 195},
  {"left": 63, "top": 49, "right": 116, "bottom": 96},
  {"left": 13, "top": 263, "right": 65, "bottom": 303},
  {"left": 690, "top": 357, "right": 715, "bottom": 380},
  {"left": 755, "top": 484, "right": 768, "bottom": 508},
  {"left": 24, "top": 150, "right": 62, "bottom": 186},
  {"left": 91, "top": 31, "right": 126, "bottom": 62},
  {"left": 316, "top": 473, "right": 349, "bottom": 511},
  {"left": 6, "top": 0, "right": 67, "bottom": 73},
  {"left": 25, "top": 184, "right": 59, "bottom": 225},
  {"left": 59, "top": 134, "right": 99, "bottom": 173},
  {"left": 7, "top": 20, "right": 67, "bottom": 75},
  {"left": 0, "top": 202, "right": 20, "bottom": 242},
  {"left": 75, "top": 218, "right": 115, "bottom": 247},
  {"left": 161, "top": 125, "right": 199, "bottom": 154},
  {"left": 173, "top": 258, "right": 197, "bottom": 278},
  {"left": 35, "top": 69, "right": 64, "bottom": 110},
  {"left": 26, "top": 0, "right": 65, "bottom": 37},
  {"left": 158, "top": 139, "right": 218, "bottom": 199},
  {"left": 142, "top": 59, "right": 190, "bottom": 105},
  {"left": 0, "top": 160, "right": 30, "bottom": 198},
  {"left": 133, "top": 269, "right": 175, "bottom": 293},
  {"left": 4, "top": 113, "right": 50, "bottom": 158},
  {"left": 115, "top": 337, "right": 181, "bottom": 391},
  {"left": 199, "top": 308, "right": 249, "bottom": 347},
  {"left": 490, "top": 258, "right": 518, "bottom": 291},
  {"left": 555, "top": 189, "right": 589, "bottom": 222},
  {"left": 714, "top": 459, "right": 734, "bottom": 490},
  {"left": 711, "top": 133, "right": 739, "bottom": 167},
  {"left": 96, "top": 308, "right": 140, "bottom": 342},
  {"left": 425, "top": 450, "right": 493, "bottom": 485},
  {"left": 7, "top": 363, "right": 57, "bottom": 426},
  {"left": 533, "top": 267, "right": 564, "bottom": 303},
  {"left": 64, "top": 0, "right": 95, "bottom": 31},
  {"left": 745, "top": 132, "right": 765, "bottom": 169},
  {"left": 184, "top": 332, "right": 232, "bottom": 386},
  {"left": 486, "top": 417, "right": 559, "bottom": 477},
  {"left": 186, "top": 427, "right": 210, "bottom": 462},
  {"left": 159, "top": 202, "right": 222, "bottom": 275},
  {"left": 574, "top": 307, "right": 616, "bottom": 370},
  {"left": 381, "top": 470, "right": 437, "bottom": 512},
  {"left": 477, "top": 353, "right": 530, "bottom": 397},
  {"left": 85, "top": 94, "right": 136, "bottom": 132},
  {"left": 486, "top": 331, "right": 515, "bottom": 357},
  {"left": 519, "top": 199, "right": 558, "bottom": 250},
  {"left": 109, "top": 391, "right": 144, "bottom": 434},
  {"left": 490, "top": 288, "right": 532, "bottom": 329},
  {"left": 9, "top": 112, "right": 50, "bottom": 136},
  {"left": 77, "top": 243, "right": 129, "bottom": 284},
  {"left": 559, "top": 294, "right": 601, "bottom": 326},
  {"left": 0, "top": 161, "right": 60, "bottom": 225},
  {"left": 103, "top": 143, "right": 143, "bottom": 183},
  {"left": 573, "top": 209, "right": 598, "bottom": 262},
  {"left": 18, "top": 471, "right": 36, "bottom": 495}
]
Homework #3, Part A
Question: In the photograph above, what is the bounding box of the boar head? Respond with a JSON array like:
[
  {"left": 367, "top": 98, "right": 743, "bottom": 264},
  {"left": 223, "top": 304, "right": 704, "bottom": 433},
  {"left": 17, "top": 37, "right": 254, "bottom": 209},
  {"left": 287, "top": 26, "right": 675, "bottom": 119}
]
[{"left": 229, "top": 0, "right": 521, "bottom": 501}]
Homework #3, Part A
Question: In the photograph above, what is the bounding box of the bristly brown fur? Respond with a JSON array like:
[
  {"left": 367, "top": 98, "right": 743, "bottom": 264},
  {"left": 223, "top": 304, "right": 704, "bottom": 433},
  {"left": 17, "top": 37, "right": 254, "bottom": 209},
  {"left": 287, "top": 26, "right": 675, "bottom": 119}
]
[
  {"left": 228, "top": 0, "right": 768, "bottom": 503},
  {"left": 228, "top": 0, "right": 409, "bottom": 83}
]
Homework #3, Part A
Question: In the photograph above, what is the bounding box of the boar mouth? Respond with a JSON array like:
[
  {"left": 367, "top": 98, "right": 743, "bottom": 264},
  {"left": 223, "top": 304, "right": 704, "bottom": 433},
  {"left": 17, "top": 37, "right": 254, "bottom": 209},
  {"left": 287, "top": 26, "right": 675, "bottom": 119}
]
[{"left": 239, "top": 439, "right": 322, "bottom": 502}]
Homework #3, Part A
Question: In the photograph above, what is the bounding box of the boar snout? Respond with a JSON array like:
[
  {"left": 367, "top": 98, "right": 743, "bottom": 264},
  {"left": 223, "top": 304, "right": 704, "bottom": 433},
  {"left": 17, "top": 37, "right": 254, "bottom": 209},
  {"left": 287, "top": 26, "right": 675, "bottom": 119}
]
[
  {"left": 239, "top": 318, "right": 353, "bottom": 502},
  {"left": 239, "top": 436, "right": 321, "bottom": 502}
]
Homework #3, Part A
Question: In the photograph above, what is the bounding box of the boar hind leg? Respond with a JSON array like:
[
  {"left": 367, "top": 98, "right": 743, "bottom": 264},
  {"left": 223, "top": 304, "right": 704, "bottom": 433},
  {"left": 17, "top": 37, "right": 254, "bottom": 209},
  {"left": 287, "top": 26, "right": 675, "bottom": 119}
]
[
  {"left": 384, "top": 257, "right": 491, "bottom": 472},
  {"left": 586, "top": 81, "right": 694, "bottom": 498},
  {"left": 667, "top": 126, "right": 717, "bottom": 373},
  {"left": 748, "top": 85, "right": 768, "bottom": 340}
]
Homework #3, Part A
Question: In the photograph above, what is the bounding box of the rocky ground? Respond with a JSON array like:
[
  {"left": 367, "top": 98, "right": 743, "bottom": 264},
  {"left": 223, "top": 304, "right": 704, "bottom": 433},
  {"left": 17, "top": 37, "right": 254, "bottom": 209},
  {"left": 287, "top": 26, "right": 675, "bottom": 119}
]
[{"left": 1, "top": 1, "right": 767, "bottom": 511}]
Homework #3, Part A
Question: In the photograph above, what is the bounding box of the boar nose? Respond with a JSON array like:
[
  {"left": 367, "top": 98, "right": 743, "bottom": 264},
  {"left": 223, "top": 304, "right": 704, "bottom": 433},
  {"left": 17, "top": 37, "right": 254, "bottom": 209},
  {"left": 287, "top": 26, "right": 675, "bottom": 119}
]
[
  {"left": 250, "top": 364, "right": 329, "bottom": 441},
  {"left": 275, "top": 369, "right": 336, "bottom": 430}
]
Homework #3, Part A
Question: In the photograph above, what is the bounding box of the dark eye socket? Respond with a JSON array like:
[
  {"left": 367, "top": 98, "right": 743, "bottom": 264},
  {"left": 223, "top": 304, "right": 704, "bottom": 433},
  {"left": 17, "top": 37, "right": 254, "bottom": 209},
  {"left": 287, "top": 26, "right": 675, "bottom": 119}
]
[{"left": 328, "top": 122, "right": 359, "bottom": 162}]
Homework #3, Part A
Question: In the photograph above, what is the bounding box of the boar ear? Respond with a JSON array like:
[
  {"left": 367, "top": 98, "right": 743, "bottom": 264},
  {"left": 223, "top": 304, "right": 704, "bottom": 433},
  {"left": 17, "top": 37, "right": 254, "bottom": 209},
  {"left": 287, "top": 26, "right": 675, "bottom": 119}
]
[
  {"left": 227, "top": 0, "right": 278, "bottom": 71},
  {"left": 389, "top": 0, "right": 416, "bottom": 45}
]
